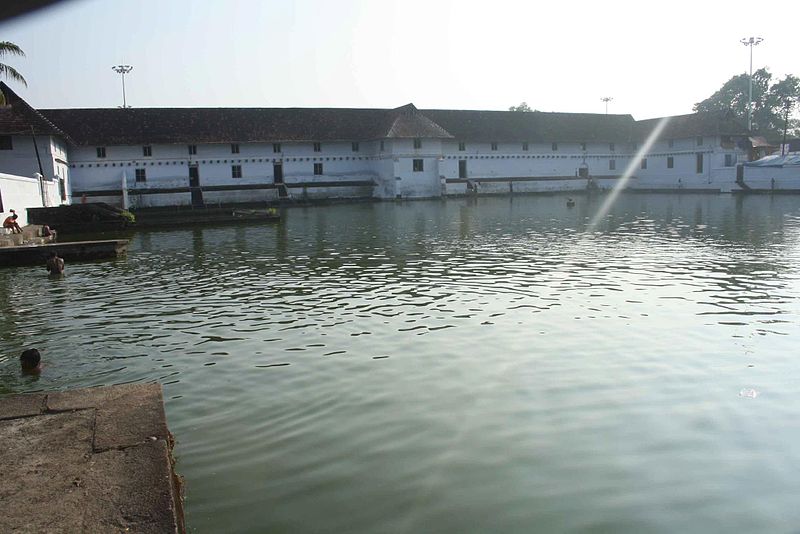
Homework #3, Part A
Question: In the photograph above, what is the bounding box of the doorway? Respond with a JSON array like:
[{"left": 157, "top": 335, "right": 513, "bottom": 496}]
[
  {"left": 274, "top": 163, "right": 287, "bottom": 198},
  {"left": 189, "top": 165, "right": 204, "bottom": 207}
]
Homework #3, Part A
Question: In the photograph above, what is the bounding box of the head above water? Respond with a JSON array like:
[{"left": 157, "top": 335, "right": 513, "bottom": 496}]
[{"left": 20, "top": 348, "right": 41, "bottom": 372}]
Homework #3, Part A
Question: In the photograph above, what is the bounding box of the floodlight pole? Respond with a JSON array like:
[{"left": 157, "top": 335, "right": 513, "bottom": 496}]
[
  {"left": 740, "top": 37, "right": 763, "bottom": 131},
  {"left": 782, "top": 99, "right": 792, "bottom": 156},
  {"left": 601, "top": 97, "right": 613, "bottom": 115},
  {"left": 111, "top": 65, "right": 133, "bottom": 108}
]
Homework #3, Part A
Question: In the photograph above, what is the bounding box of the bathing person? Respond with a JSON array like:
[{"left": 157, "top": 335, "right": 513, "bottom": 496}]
[
  {"left": 3, "top": 212, "right": 22, "bottom": 234},
  {"left": 20, "top": 348, "right": 41, "bottom": 373},
  {"left": 46, "top": 252, "right": 65, "bottom": 274}
]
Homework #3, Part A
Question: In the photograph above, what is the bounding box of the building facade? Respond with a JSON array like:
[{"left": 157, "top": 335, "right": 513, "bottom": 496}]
[{"left": 0, "top": 82, "right": 765, "bottom": 213}]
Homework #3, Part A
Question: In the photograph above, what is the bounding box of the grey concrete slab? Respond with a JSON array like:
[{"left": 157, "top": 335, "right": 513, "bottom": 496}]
[
  {"left": 0, "top": 384, "right": 182, "bottom": 533},
  {"left": 46, "top": 383, "right": 157, "bottom": 412},
  {"left": 93, "top": 386, "right": 169, "bottom": 451},
  {"left": 83, "top": 440, "right": 180, "bottom": 533},
  {"left": 0, "top": 392, "right": 45, "bottom": 420},
  {"left": 47, "top": 383, "right": 169, "bottom": 450},
  {"left": 0, "top": 410, "right": 95, "bottom": 533}
]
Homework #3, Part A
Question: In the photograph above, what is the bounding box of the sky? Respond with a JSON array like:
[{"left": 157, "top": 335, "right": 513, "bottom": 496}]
[{"left": 0, "top": 0, "right": 797, "bottom": 119}]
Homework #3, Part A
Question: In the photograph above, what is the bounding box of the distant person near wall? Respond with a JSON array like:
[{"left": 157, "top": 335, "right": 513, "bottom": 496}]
[{"left": 42, "top": 225, "right": 57, "bottom": 240}]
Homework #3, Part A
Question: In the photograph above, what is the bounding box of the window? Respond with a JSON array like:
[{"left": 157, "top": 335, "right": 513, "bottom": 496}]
[
  {"left": 380, "top": 140, "right": 385, "bottom": 151},
  {"left": 273, "top": 143, "right": 281, "bottom": 153},
  {"left": 142, "top": 145, "right": 152, "bottom": 157},
  {"left": 0, "top": 135, "right": 12, "bottom": 150},
  {"left": 580, "top": 142, "right": 586, "bottom": 151},
  {"left": 551, "top": 142, "right": 558, "bottom": 151},
  {"left": 609, "top": 142, "right": 615, "bottom": 152},
  {"left": 188, "top": 144, "right": 197, "bottom": 155},
  {"left": 522, "top": 142, "right": 529, "bottom": 151},
  {"left": 96, "top": 147, "right": 106, "bottom": 158},
  {"left": 668, "top": 139, "right": 674, "bottom": 148},
  {"left": 609, "top": 159, "right": 616, "bottom": 171},
  {"left": 313, "top": 142, "right": 321, "bottom": 152},
  {"left": 231, "top": 143, "right": 240, "bottom": 154},
  {"left": 458, "top": 142, "right": 465, "bottom": 151},
  {"left": 314, "top": 163, "right": 323, "bottom": 175},
  {"left": 352, "top": 142, "right": 359, "bottom": 152},
  {"left": 491, "top": 142, "right": 498, "bottom": 151},
  {"left": 413, "top": 159, "right": 424, "bottom": 172},
  {"left": 413, "top": 138, "right": 422, "bottom": 149},
  {"left": 231, "top": 165, "right": 242, "bottom": 178},
  {"left": 696, "top": 153, "right": 704, "bottom": 173},
  {"left": 458, "top": 160, "right": 467, "bottom": 179},
  {"left": 640, "top": 158, "right": 647, "bottom": 170},
  {"left": 135, "top": 168, "right": 146, "bottom": 182},
  {"left": 696, "top": 136, "right": 703, "bottom": 146},
  {"left": 725, "top": 153, "right": 735, "bottom": 167},
  {"left": 667, "top": 156, "right": 674, "bottom": 169}
]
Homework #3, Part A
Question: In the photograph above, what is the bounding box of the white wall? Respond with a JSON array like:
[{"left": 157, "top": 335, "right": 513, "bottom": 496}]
[
  {"left": 69, "top": 140, "right": 386, "bottom": 206},
  {"left": 741, "top": 164, "right": 800, "bottom": 190},
  {"left": 0, "top": 172, "right": 60, "bottom": 227},
  {"left": 64, "top": 133, "right": 754, "bottom": 204}
]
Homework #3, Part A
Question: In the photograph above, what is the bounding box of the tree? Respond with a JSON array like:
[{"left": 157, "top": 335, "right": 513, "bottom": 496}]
[
  {"left": 509, "top": 101, "right": 533, "bottom": 112},
  {"left": 0, "top": 41, "right": 26, "bottom": 87},
  {"left": 694, "top": 68, "right": 799, "bottom": 136}
]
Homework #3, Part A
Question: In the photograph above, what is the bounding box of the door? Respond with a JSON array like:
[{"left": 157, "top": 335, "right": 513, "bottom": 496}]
[
  {"left": 274, "top": 163, "right": 287, "bottom": 198},
  {"left": 189, "top": 165, "right": 204, "bottom": 207},
  {"left": 458, "top": 160, "right": 467, "bottom": 179}
]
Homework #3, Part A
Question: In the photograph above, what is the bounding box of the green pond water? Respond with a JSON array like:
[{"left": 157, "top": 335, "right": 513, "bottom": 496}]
[{"left": 2, "top": 193, "right": 800, "bottom": 533}]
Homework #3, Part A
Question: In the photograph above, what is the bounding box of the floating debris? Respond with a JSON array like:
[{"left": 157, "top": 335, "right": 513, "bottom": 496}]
[{"left": 739, "top": 388, "right": 759, "bottom": 398}]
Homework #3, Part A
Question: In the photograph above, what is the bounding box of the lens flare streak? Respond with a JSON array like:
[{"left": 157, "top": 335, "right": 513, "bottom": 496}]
[{"left": 588, "top": 117, "right": 671, "bottom": 231}]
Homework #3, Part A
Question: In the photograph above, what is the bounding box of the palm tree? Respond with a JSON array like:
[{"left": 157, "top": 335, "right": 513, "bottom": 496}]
[{"left": 0, "top": 41, "right": 27, "bottom": 87}]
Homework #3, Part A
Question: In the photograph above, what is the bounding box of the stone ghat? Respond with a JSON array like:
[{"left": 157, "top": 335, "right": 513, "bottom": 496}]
[
  {"left": 0, "top": 239, "right": 128, "bottom": 267},
  {"left": 0, "top": 383, "right": 184, "bottom": 533}
]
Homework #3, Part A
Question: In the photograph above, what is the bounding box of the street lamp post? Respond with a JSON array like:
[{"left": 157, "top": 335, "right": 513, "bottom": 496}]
[
  {"left": 601, "top": 96, "right": 613, "bottom": 115},
  {"left": 740, "top": 37, "right": 763, "bottom": 131},
  {"left": 111, "top": 64, "right": 133, "bottom": 108}
]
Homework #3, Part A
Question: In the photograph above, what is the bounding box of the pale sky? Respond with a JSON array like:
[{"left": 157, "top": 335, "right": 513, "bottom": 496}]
[{"left": 0, "top": 0, "right": 797, "bottom": 119}]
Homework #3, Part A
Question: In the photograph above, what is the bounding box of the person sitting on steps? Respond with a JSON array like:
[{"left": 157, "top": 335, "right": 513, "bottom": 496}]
[{"left": 3, "top": 211, "right": 23, "bottom": 234}]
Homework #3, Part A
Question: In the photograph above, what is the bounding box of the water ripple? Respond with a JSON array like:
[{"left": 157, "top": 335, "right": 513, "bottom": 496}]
[{"left": 3, "top": 194, "right": 800, "bottom": 533}]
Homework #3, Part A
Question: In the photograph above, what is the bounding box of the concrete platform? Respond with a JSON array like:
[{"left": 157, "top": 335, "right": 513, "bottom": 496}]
[
  {"left": 0, "top": 383, "right": 184, "bottom": 533},
  {"left": 0, "top": 239, "right": 128, "bottom": 267}
]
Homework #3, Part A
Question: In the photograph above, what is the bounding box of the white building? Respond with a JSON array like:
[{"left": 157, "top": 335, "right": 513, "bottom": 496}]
[
  {"left": 0, "top": 84, "right": 71, "bottom": 226},
  {"left": 0, "top": 82, "right": 766, "bottom": 212}
]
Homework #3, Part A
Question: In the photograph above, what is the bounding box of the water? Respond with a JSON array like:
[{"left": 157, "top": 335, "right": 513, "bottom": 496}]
[{"left": 3, "top": 193, "right": 800, "bottom": 533}]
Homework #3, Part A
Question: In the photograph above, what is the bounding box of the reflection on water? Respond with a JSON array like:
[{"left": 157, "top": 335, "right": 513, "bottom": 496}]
[{"left": 3, "top": 193, "right": 800, "bottom": 533}]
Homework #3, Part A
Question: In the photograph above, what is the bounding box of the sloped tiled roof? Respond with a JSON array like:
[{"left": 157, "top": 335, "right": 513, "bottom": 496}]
[
  {"left": 633, "top": 112, "right": 747, "bottom": 140},
  {"left": 385, "top": 104, "right": 453, "bottom": 139},
  {"left": 0, "top": 82, "right": 70, "bottom": 140},
  {"left": 0, "top": 79, "right": 744, "bottom": 147},
  {"left": 40, "top": 103, "right": 456, "bottom": 146},
  {"left": 421, "top": 109, "right": 635, "bottom": 143},
  {"left": 41, "top": 107, "right": 396, "bottom": 146}
]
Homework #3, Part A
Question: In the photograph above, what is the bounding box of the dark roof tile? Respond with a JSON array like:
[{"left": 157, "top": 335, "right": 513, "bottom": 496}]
[
  {"left": 633, "top": 112, "right": 747, "bottom": 140},
  {"left": 0, "top": 82, "right": 71, "bottom": 140},
  {"left": 421, "top": 109, "right": 635, "bottom": 143}
]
